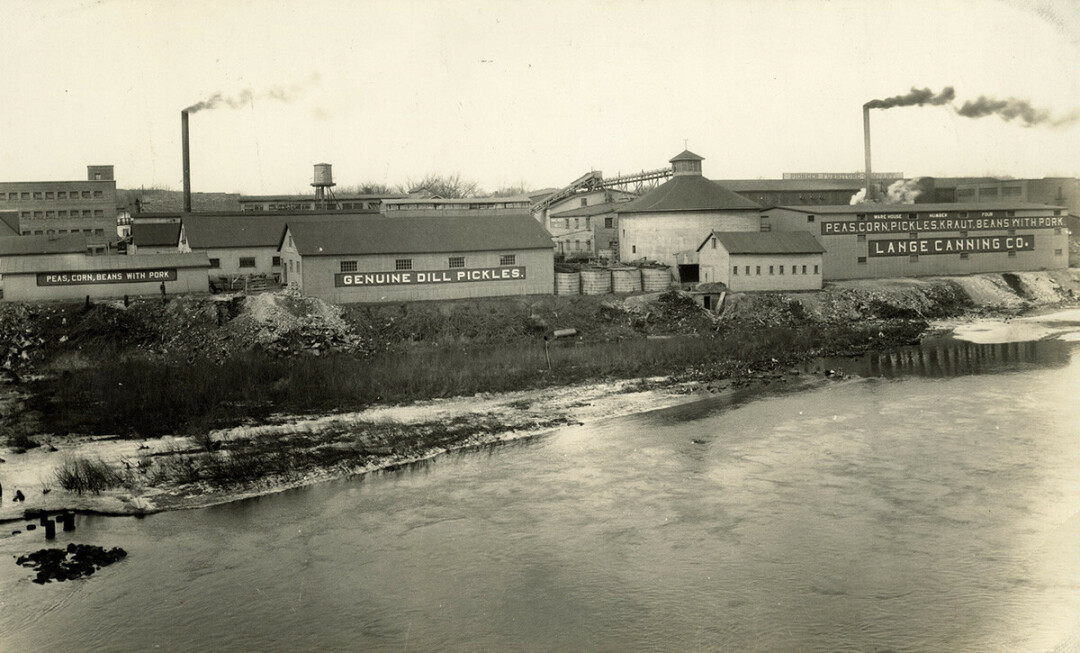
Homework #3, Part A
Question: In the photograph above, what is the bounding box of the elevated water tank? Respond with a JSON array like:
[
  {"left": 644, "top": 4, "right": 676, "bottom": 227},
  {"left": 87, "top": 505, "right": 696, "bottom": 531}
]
[{"left": 313, "top": 163, "right": 335, "bottom": 187}]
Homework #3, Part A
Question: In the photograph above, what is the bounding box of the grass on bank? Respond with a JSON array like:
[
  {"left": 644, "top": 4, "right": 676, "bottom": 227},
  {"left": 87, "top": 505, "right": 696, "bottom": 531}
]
[{"left": 29, "top": 318, "right": 924, "bottom": 438}]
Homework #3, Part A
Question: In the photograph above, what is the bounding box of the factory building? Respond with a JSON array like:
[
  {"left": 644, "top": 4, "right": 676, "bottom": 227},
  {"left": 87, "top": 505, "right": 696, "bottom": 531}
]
[
  {"left": 0, "top": 165, "right": 118, "bottom": 246},
  {"left": 762, "top": 202, "right": 1069, "bottom": 280},
  {"left": 617, "top": 151, "right": 761, "bottom": 279},
  {"left": 950, "top": 178, "right": 1080, "bottom": 217},
  {"left": 238, "top": 194, "right": 404, "bottom": 212},
  {"left": 0, "top": 211, "right": 19, "bottom": 237},
  {"left": 0, "top": 252, "right": 209, "bottom": 302},
  {"left": 279, "top": 213, "right": 554, "bottom": 304},
  {"left": 381, "top": 196, "right": 533, "bottom": 218},
  {"left": 696, "top": 231, "right": 824, "bottom": 292},
  {"left": 130, "top": 222, "right": 182, "bottom": 255}
]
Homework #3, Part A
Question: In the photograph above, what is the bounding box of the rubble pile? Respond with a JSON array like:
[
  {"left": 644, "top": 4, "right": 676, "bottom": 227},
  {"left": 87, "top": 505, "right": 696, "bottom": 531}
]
[
  {"left": 227, "top": 291, "right": 373, "bottom": 356},
  {"left": 0, "top": 304, "right": 44, "bottom": 378},
  {"left": 600, "top": 290, "right": 717, "bottom": 336}
]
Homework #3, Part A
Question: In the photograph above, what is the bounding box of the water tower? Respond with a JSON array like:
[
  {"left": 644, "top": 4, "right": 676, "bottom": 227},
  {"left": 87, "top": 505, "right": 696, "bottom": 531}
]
[{"left": 312, "top": 163, "right": 336, "bottom": 209}]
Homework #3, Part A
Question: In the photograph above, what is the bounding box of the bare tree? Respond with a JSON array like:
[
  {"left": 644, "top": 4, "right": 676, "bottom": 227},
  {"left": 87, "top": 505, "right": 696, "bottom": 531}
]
[
  {"left": 337, "top": 182, "right": 402, "bottom": 195},
  {"left": 405, "top": 173, "right": 483, "bottom": 198}
]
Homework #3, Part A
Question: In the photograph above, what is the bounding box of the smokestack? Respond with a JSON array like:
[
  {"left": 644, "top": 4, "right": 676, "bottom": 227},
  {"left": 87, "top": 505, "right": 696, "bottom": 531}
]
[
  {"left": 863, "top": 104, "right": 873, "bottom": 202},
  {"left": 181, "top": 110, "right": 191, "bottom": 213}
]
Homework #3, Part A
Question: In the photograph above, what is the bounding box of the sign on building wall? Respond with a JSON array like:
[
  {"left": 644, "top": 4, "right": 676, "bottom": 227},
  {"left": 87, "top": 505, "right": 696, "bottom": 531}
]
[
  {"left": 868, "top": 236, "right": 1036, "bottom": 257},
  {"left": 37, "top": 268, "right": 178, "bottom": 286},
  {"left": 335, "top": 266, "right": 527, "bottom": 287},
  {"left": 823, "top": 214, "right": 1064, "bottom": 236},
  {"left": 784, "top": 172, "right": 902, "bottom": 180}
]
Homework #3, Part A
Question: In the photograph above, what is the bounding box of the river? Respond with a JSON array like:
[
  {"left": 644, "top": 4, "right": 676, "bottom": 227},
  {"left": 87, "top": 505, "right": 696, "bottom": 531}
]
[{"left": 2, "top": 333, "right": 1079, "bottom": 652}]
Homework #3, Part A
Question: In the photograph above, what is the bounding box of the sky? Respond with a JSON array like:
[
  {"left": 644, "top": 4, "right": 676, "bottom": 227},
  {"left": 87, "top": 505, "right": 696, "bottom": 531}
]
[{"left": 1, "top": 0, "right": 1078, "bottom": 195}]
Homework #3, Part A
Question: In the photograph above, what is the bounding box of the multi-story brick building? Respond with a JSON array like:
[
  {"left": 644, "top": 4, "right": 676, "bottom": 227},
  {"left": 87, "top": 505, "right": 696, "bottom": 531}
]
[{"left": 0, "top": 165, "right": 118, "bottom": 250}]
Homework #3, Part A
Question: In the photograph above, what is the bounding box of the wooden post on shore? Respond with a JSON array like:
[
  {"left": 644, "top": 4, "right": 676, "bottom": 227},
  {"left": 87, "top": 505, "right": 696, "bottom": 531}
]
[{"left": 543, "top": 337, "right": 551, "bottom": 370}]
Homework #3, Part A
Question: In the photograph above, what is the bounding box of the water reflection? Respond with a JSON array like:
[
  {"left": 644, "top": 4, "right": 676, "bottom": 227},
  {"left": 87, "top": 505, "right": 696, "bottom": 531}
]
[{"left": 829, "top": 339, "right": 1074, "bottom": 379}]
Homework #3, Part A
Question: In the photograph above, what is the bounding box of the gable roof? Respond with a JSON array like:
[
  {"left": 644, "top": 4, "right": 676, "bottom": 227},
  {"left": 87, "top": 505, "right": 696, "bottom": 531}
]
[
  {"left": 282, "top": 213, "right": 554, "bottom": 256},
  {"left": 699, "top": 231, "right": 825, "bottom": 254},
  {"left": 670, "top": 149, "right": 704, "bottom": 162},
  {"left": 181, "top": 212, "right": 374, "bottom": 249},
  {"left": 765, "top": 202, "right": 1065, "bottom": 214},
  {"left": 0, "top": 211, "right": 19, "bottom": 236},
  {"left": 0, "top": 234, "right": 88, "bottom": 257},
  {"left": 617, "top": 175, "right": 762, "bottom": 214},
  {"left": 132, "top": 222, "right": 181, "bottom": 248}
]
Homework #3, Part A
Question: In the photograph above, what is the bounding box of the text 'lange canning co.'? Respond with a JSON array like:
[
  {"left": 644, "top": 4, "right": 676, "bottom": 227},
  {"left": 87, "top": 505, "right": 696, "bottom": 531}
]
[{"left": 335, "top": 266, "right": 527, "bottom": 287}]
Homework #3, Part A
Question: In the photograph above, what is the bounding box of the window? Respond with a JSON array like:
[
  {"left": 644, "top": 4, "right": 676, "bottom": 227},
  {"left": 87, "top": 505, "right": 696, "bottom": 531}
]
[
  {"left": 580, "top": 198, "right": 588, "bottom": 207},
  {"left": 93, "top": 190, "right": 103, "bottom": 198},
  {"left": 340, "top": 260, "right": 357, "bottom": 272},
  {"left": 58, "top": 210, "right": 67, "bottom": 217},
  {"left": 33, "top": 211, "right": 43, "bottom": 218},
  {"left": 239, "top": 257, "right": 256, "bottom": 268},
  {"left": 1008, "top": 250, "right": 1017, "bottom": 258},
  {"left": 858, "top": 256, "right": 867, "bottom": 264},
  {"left": 272, "top": 256, "right": 281, "bottom": 267},
  {"left": 960, "top": 252, "right": 970, "bottom": 260},
  {"left": 745, "top": 266, "right": 749, "bottom": 275},
  {"left": 711, "top": 238, "right": 717, "bottom": 249},
  {"left": 57, "top": 191, "right": 66, "bottom": 199},
  {"left": 20, "top": 192, "right": 29, "bottom": 200},
  {"left": 449, "top": 256, "right": 465, "bottom": 268},
  {"left": 500, "top": 254, "right": 516, "bottom": 266},
  {"left": 209, "top": 258, "right": 220, "bottom": 268},
  {"left": 909, "top": 254, "right": 919, "bottom": 262},
  {"left": 632, "top": 245, "right": 636, "bottom": 254},
  {"left": 45, "top": 211, "right": 55, "bottom": 218},
  {"left": 605, "top": 217, "right": 613, "bottom": 228},
  {"left": 1006, "top": 210, "right": 1015, "bottom": 217},
  {"left": 909, "top": 232, "right": 917, "bottom": 239},
  {"left": 755, "top": 266, "right": 761, "bottom": 275},
  {"left": 395, "top": 259, "right": 412, "bottom": 270},
  {"left": 1054, "top": 210, "right": 1063, "bottom": 216},
  {"left": 33, "top": 192, "right": 42, "bottom": 199},
  {"left": 733, "top": 266, "right": 738, "bottom": 275},
  {"left": 45, "top": 191, "right": 54, "bottom": 199},
  {"left": 960, "top": 231, "right": 968, "bottom": 238},
  {"left": 81, "top": 191, "right": 91, "bottom": 199},
  {"left": 94, "top": 210, "right": 103, "bottom": 217},
  {"left": 958, "top": 211, "right": 968, "bottom": 218},
  {"left": 857, "top": 234, "right": 866, "bottom": 242},
  {"left": 1055, "top": 249, "right": 1063, "bottom": 256},
  {"left": 814, "top": 265, "right": 819, "bottom": 274},
  {"left": 82, "top": 210, "right": 91, "bottom": 217},
  {"left": 807, "top": 215, "right": 815, "bottom": 222},
  {"left": 769, "top": 265, "right": 774, "bottom": 275},
  {"left": 856, "top": 213, "right": 866, "bottom": 221},
  {"left": 1007, "top": 229, "right": 1016, "bottom": 237}
]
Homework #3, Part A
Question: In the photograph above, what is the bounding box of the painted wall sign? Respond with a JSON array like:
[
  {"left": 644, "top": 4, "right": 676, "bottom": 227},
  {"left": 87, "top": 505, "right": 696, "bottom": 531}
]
[
  {"left": 868, "top": 236, "right": 1036, "bottom": 257},
  {"left": 36, "top": 268, "right": 178, "bottom": 286},
  {"left": 822, "top": 216, "right": 1063, "bottom": 236},
  {"left": 783, "top": 172, "right": 902, "bottom": 180},
  {"left": 335, "top": 266, "right": 527, "bottom": 287}
]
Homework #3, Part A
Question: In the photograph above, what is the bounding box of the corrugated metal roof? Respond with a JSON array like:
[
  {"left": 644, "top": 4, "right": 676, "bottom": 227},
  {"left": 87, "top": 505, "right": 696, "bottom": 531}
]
[
  {"left": 0, "top": 234, "right": 87, "bottom": 256},
  {"left": 700, "top": 231, "right": 826, "bottom": 255},
  {"left": 132, "top": 222, "right": 181, "bottom": 247},
  {"left": 766, "top": 202, "right": 1065, "bottom": 214},
  {"left": 0, "top": 252, "right": 209, "bottom": 274},
  {"left": 284, "top": 214, "right": 554, "bottom": 257},
  {"left": 182, "top": 212, "right": 372, "bottom": 249},
  {"left": 618, "top": 175, "right": 762, "bottom": 214}
]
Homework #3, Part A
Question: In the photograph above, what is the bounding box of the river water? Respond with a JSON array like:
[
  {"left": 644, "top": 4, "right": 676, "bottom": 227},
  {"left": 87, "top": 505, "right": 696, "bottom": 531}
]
[{"left": 2, "top": 336, "right": 1080, "bottom": 652}]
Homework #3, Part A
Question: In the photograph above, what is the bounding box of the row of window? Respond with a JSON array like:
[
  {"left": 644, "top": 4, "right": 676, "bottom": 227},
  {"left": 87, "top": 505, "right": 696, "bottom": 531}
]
[
  {"left": 385, "top": 202, "right": 530, "bottom": 211},
  {"left": 550, "top": 217, "right": 617, "bottom": 230},
  {"left": 19, "top": 209, "right": 105, "bottom": 218},
  {"left": 851, "top": 250, "right": 1060, "bottom": 264},
  {"left": 2, "top": 190, "right": 105, "bottom": 201},
  {"left": 20, "top": 228, "right": 105, "bottom": 236},
  {"left": 207, "top": 256, "right": 282, "bottom": 269},
  {"left": 374, "top": 254, "right": 518, "bottom": 272},
  {"left": 733, "top": 264, "right": 819, "bottom": 276}
]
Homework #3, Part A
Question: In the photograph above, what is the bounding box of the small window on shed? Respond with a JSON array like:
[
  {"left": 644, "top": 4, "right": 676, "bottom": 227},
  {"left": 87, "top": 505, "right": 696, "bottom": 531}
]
[
  {"left": 395, "top": 259, "right": 412, "bottom": 270},
  {"left": 732, "top": 266, "right": 738, "bottom": 275},
  {"left": 604, "top": 217, "right": 613, "bottom": 228},
  {"left": 711, "top": 237, "right": 717, "bottom": 249},
  {"left": 340, "top": 260, "right": 357, "bottom": 273},
  {"left": 272, "top": 256, "right": 281, "bottom": 267},
  {"left": 814, "top": 265, "right": 819, "bottom": 274},
  {"left": 209, "top": 258, "right": 220, "bottom": 268},
  {"left": 499, "top": 254, "right": 516, "bottom": 266},
  {"left": 449, "top": 256, "right": 465, "bottom": 268},
  {"left": 239, "top": 257, "right": 256, "bottom": 268}
]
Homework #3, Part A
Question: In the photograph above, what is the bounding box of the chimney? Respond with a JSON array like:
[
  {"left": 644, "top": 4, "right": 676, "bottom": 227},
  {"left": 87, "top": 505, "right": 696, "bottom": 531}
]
[
  {"left": 863, "top": 105, "right": 874, "bottom": 202},
  {"left": 181, "top": 110, "right": 191, "bottom": 213}
]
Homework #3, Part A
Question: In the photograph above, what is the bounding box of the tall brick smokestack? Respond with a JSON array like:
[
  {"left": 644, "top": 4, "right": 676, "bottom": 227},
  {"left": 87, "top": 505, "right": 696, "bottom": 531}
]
[
  {"left": 863, "top": 104, "right": 873, "bottom": 202},
  {"left": 181, "top": 110, "right": 191, "bottom": 213}
]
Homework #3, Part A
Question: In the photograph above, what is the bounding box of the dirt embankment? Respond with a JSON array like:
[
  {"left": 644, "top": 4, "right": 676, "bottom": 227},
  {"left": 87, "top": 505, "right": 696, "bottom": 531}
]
[{"left": 1, "top": 269, "right": 1078, "bottom": 521}]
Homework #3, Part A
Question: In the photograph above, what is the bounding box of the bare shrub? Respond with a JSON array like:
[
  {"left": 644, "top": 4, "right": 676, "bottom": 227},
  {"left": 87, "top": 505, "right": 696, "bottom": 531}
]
[{"left": 53, "top": 456, "right": 124, "bottom": 495}]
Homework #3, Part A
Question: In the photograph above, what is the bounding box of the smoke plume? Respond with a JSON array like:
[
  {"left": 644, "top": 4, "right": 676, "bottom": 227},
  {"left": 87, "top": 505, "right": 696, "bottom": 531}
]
[
  {"left": 885, "top": 178, "right": 923, "bottom": 204},
  {"left": 864, "top": 86, "right": 955, "bottom": 109},
  {"left": 184, "top": 74, "right": 321, "bottom": 113},
  {"left": 956, "top": 96, "right": 1079, "bottom": 128}
]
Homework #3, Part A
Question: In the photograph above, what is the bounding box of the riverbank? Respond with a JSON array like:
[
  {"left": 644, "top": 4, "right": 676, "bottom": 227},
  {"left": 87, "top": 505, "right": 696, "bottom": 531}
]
[{"left": 2, "top": 271, "right": 1078, "bottom": 523}]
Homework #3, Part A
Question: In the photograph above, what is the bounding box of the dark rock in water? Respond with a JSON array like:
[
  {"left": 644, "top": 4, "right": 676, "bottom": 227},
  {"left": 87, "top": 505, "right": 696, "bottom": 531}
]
[
  {"left": 15, "top": 543, "right": 128, "bottom": 584},
  {"left": 11, "top": 530, "right": 20, "bottom": 535}
]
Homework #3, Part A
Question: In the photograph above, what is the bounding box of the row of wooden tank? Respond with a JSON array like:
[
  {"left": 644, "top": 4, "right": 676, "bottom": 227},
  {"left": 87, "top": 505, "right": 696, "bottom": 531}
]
[{"left": 554, "top": 266, "right": 672, "bottom": 295}]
